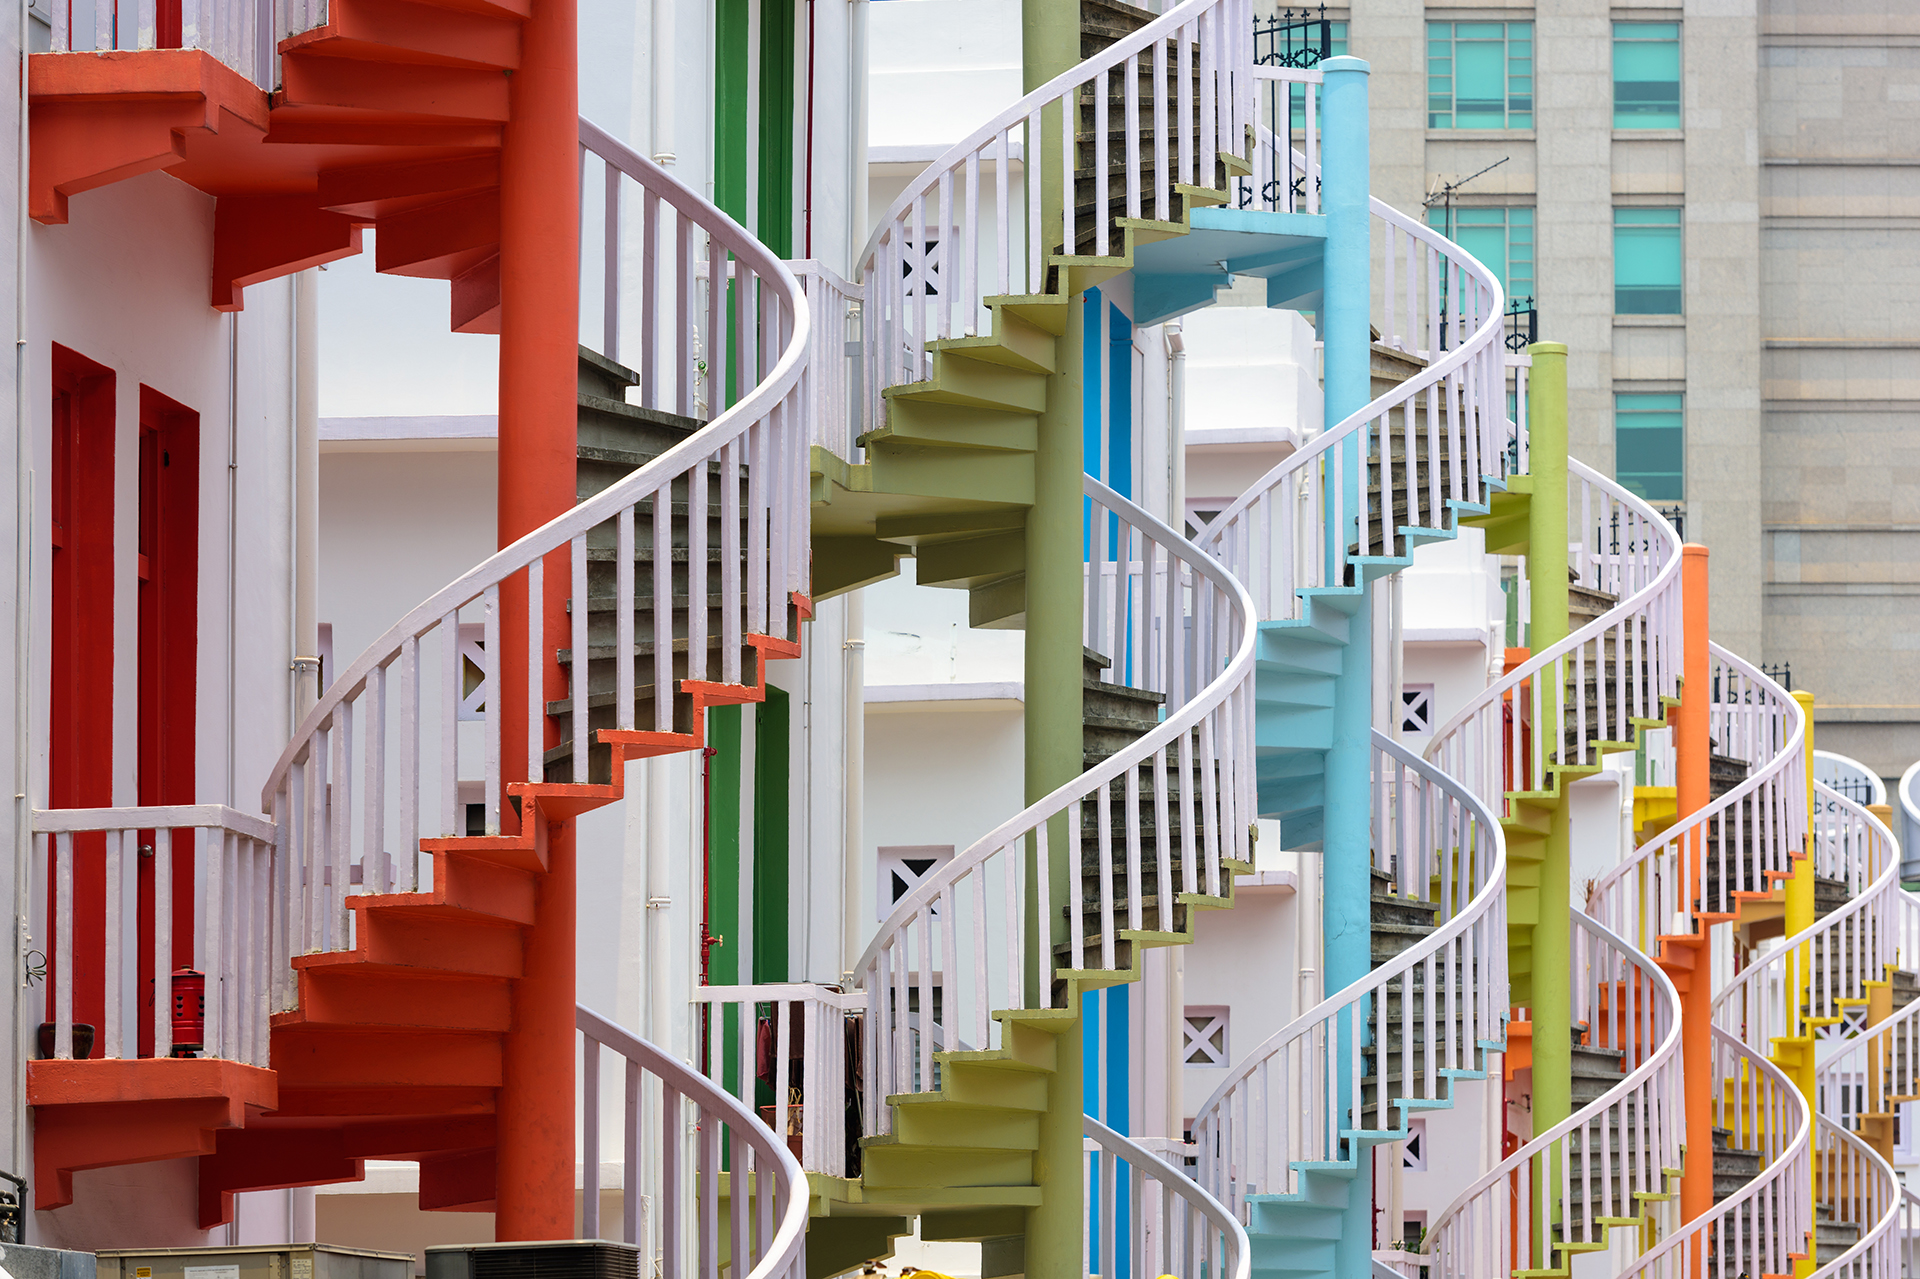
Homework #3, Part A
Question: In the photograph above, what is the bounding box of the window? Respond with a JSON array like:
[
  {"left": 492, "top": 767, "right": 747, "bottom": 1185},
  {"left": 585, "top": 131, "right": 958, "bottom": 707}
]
[
  {"left": 1182, "top": 1007, "right": 1230, "bottom": 1066},
  {"left": 877, "top": 845, "right": 955, "bottom": 919},
  {"left": 1428, "top": 22, "right": 1533, "bottom": 129},
  {"left": 1400, "top": 685, "right": 1435, "bottom": 735},
  {"left": 1615, "top": 393, "right": 1684, "bottom": 502},
  {"left": 1613, "top": 208, "right": 1682, "bottom": 314},
  {"left": 1613, "top": 23, "right": 1680, "bottom": 129},
  {"left": 1427, "top": 206, "right": 1535, "bottom": 306}
]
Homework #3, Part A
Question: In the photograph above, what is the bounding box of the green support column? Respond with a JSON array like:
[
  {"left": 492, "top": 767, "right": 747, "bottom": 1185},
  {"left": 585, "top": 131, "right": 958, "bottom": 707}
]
[
  {"left": 1023, "top": 221, "right": 1088, "bottom": 1279},
  {"left": 1525, "top": 344, "right": 1572, "bottom": 1248}
]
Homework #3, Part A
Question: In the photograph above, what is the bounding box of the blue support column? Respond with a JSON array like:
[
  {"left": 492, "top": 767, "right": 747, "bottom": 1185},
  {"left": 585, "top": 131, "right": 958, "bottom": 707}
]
[{"left": 1319, "top": 54, "right": 1375, "bottom": 1279}]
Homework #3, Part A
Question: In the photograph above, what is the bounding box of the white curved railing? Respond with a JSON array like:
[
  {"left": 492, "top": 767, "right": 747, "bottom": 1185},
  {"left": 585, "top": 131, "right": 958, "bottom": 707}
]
[
  {"left": 1591, "top": 645, "right": 1806, "bottom": 948},
  {"left": 1901, "top": 760, "right": 1920, "bottom": 883},
  {"left": 1082, "top": 1116, "right": 1252, "bottom": 1279},
  {"left": 1715, "top": 783, "right": 1906, "bottom": 1062},
  {"left": 578, "top": 1005, "right": 808, "bottom": 1279},
  {"left": 259, "top": 121, "right": 812, "bottom": 1006},
  {"left": 1818, "top": 750, "right": 1888, "bottom": 809},
  {"left": 1424, "top": 913, "right": 1683, "bottom": 1278},
  {"left": 855, "top": 476, "right": 1257, "bottom": 1125},
  {"left": 1808, "top": 1118, "right": 1900, "bottom": 1279},
  {"left": 1808, "top": 950, "right": 1920, "bottom": 1279},
  {"left": 855, "top": 0, "right": 1257, "bottom": 428},
  {"left": 1618, "top": 1029, "right": 1811, "bottom": 1279},
  {"left": 1190, "top": 732, "right": 1506, "bottom": 1216},
  {"left": 1194, "top": 193, "right": 1511, "bottom": 617},
  {"left": 1425, "top": 459, "right": 1681, "bottom": 812}
]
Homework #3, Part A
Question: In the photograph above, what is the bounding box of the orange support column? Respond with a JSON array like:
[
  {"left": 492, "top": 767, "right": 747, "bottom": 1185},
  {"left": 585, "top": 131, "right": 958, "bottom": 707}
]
[
  {"left": 1676, "top": 544, "right": 1713, "bottom": 1226},
  {"left": 494, "top": 0, "right": 579, "bottom": 1242}
]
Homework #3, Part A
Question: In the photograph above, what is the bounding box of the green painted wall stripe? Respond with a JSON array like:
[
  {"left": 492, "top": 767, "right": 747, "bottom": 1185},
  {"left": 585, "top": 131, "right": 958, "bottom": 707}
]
[
  {"left": 757, "top": 0, "right": 796, "bottom": 258},
  {"left": 707, "top": 704, "right": 743, "bottom": 988}
]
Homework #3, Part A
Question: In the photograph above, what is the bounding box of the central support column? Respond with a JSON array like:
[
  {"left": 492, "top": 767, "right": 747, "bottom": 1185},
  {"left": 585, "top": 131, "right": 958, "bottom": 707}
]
[
  {"left": 1521, "top": 344, "right": 1570, "bottom": 1265},
  {"left": 1787, "top": 687, "right": 1818, "bottom": 1279},
  {"left": 1317, "top": 56, "right": 1374, "bottom": 1279},
  {"left": 1023, "top": 203, "right": 1087, "bottom": 1279},
  {"left": 1525, "top": 345, "right": 1570, "bottom": 1123},
  {"left": 494, "top": 0, "right": 580, "bottom": 1241},
  {"left": 1675, "top": 544, "right": 1713, "bottom": 1225}
]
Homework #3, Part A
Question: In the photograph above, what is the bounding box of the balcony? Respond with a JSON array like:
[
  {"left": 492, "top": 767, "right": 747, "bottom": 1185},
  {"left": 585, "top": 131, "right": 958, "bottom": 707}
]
[{"left": 28, "top": 805, "right": 280, "bottom": 1210}]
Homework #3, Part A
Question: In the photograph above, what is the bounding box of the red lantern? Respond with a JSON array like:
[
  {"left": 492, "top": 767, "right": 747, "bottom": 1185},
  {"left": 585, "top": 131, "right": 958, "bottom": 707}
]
[{"left": 170, "top": 968, "right": 205, "bottom": 1056}]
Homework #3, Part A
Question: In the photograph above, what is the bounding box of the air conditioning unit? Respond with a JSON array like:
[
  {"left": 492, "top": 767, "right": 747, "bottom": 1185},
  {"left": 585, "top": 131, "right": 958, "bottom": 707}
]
[
  {"left": 425, "top": 1241, "right": 638, "bottom": 1279},
  {"left": 97, "top": 1244, "right": 413, "bottom": 1279}
]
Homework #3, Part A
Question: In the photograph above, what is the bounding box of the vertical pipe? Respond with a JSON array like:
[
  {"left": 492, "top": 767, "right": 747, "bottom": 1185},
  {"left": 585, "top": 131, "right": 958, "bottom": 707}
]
[
  {"left": 842, "top": 591, "right": 864, "bottom": 979},
  {"left": 1675, "top": 544, "right": 1713, "bottom": 1225},
  {"left": 1524, "top": 341, "right": 1570, "bottom": 1262},
  {"left": 1318, "top": 55, "right": 1371, "bottom": 1279},
  {"left": 494, "top": 0, "right": 579, "bottom": 1239},
  {"left": 293, "top": 270, "right": 319, "bottom": 722}
]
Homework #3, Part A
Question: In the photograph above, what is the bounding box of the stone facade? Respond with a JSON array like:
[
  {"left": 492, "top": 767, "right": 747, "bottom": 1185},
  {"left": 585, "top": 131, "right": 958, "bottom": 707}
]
[{"left": 1342, "top": 0, "right": 1919, "bottom": 779}]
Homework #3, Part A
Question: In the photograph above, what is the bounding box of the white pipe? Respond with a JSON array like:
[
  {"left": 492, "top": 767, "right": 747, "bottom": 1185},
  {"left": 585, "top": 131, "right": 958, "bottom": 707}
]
[
  {"left": 292, "top": 270, "right": 319, "bottom": 724},
  {"left": 1163, "top": 326, "right": 1175, "bottom": 520},
  {"left": 847, "top": 0, "right": 868, "bottom": 263},
  {"left": 841, "top": 590, "right": 864, "bottom": 978},
  {"left": 651, "top": 0, "right": 674, "bottom": 165},
  {"left": 12, "top": 0, "right": 32, "bottom": 1190}
]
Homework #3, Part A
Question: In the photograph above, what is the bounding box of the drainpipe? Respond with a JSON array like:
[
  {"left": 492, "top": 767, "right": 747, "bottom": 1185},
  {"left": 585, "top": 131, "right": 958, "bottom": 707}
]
[
  {"left": 1165, "top": 322, "right": 1184, "bottom": 529},
  {"left": 291, "top": 271, "right": 319, "bottom": 725},
  {"left": 651, "top": 0, "right": 674, "bottom": 166},
  {"left": 841, "top": 592, "right": 864, "bottom": 979},
  {"left": 12, "top": 0, "right": 33, "bottom": 1200},
  {"left": 847, "top": 0, "right": 867, "bottom": 259}
]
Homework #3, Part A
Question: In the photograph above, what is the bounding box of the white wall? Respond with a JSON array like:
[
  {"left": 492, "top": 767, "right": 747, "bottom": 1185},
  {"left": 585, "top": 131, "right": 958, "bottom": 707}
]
[
  {"left": 868, "top": 0, "right": 1022, "bottom": 158},
  {"left": 24, "top": 168, "right": 299, "bottom": 1237}
]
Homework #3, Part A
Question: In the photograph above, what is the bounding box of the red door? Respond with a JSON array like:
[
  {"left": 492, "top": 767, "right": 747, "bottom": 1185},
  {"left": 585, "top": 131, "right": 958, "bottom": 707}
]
[
  {"left": 136, "top": 386, "right": 198, "bottom": 1057},
  {"left": 48, "top": 346, "right": 116, "bottom": 1053}
]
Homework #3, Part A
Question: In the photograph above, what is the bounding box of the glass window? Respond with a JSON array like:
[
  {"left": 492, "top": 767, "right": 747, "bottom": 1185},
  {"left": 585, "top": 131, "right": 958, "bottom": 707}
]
[
  {"left": 1428, "top": 21, "right": 1533, "bottom": 129},
  {"left": 1615, "top": 393, "right": 1684, "bottom": 502},
  {"left": 1614, "top": 208, "right": 1682, "bottom": 314},
  {"left": 1427, "top": 206, "right": 1535, "bottom": 305},
  {"left": 1613, "top": 22, "right": 1680, "bottom": 129}
]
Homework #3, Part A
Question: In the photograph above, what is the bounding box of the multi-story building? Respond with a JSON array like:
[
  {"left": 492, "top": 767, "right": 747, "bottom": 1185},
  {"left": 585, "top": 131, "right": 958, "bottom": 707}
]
[{"left": 1341, "top": 0, "right": 1919, "bottom": 784}]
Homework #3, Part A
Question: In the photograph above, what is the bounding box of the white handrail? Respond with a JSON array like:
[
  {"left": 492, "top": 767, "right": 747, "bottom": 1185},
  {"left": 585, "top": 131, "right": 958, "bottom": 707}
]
[
  {"left": 256, "top": 119, "right": 811, "bottom": 1010},
  {"left": 1082, "top": 1115, "right": 1251, "bottom": 1279},
  {"left": 1194, "top": 189, "right": 1513, "bottom": 615},
  {"left": 1618, "top": 1028, "right": 1812, "bottom": 1279},
  {"left": 1190, "top": 731, "right": 1507, "bottom": 1219},
  {"left": 1901, "top": 759, "right": 1920, "bottom": 881},
  {"left": 1424, "top": 913, "right": 1683, "bottom": 1278},
  {"left": 1424, "top": 459, "right": 1683, "bottom": 811},
  {"left": 1590, "top": 643, "right": 1806, "bottom": 946},
  {"left": 689, "top": 983, "right": 866, "bottom": 1178},
  {"left": 37, "top": 805, "right": 278, "bottom": 1066},
  {"left": 854, "top": 474, "right": 1258, "bottom": 1129},
  {"left": 1808, "top": 940, "right": 1920, "bottom": 1279},
  {"left": 855, "top": 0, "right": 1257, "bottom": 431},
  {"left": 1713, "top": 783, "right": 1904, "bottom": 1063},
  {"left": 1808, "top": 1117, "right": 1900, "bottom": 1279},
  {"left": 1817, "top": 749, "right": 1887, "bottom": 809},
  {"left": 578, "top": 1005, "right": 808, "bottom": 1279}
]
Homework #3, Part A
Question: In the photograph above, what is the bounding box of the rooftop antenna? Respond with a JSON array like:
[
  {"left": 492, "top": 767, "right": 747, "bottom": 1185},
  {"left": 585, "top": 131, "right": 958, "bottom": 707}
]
[
  {"left": 1423, "top": 156, "right": 1509, "bottom": 348},
  {"left": 1423, "top": 156, "right": 1510, "bottom": 247}
]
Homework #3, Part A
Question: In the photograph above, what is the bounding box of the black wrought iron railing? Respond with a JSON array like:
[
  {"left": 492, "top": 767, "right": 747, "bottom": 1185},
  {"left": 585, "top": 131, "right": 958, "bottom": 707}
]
[
  {"left": 1505, "top": 296, "right": 1536, "bottom": 353},
  {"left": 1253, "top": 6, "right": 1332, "bottom": 69},
  {"left": 1761, "top": 661, "right": 1793, "bottom": 690},
  {"left": 1654, "top": 503, "right": 1684, "bottom": 540}
]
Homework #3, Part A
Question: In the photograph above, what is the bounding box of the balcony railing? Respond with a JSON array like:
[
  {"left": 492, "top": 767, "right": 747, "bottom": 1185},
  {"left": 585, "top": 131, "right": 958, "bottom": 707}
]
[
  {"left": 36, "top": 805, "right": 277, "bottom": 1067},
  {"left": 1251, "top": 6, "right": 1331, "bottom": 70},
  {"left": 689, "top": 983, "right": 867, "bottom": 1178},
  {"left": 1504, "top": 295, "right": 1536, "bottom": 352},
  {"left": 44, "top": 0, "right": 328, "bottom": 90}
]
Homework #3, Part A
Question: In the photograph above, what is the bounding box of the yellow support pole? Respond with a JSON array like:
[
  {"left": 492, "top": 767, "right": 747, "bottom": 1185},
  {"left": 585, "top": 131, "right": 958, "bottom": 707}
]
[{"left": 1787, "top": 689, "right": 1816, "bottom": 1277}]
